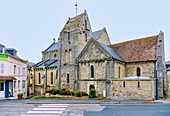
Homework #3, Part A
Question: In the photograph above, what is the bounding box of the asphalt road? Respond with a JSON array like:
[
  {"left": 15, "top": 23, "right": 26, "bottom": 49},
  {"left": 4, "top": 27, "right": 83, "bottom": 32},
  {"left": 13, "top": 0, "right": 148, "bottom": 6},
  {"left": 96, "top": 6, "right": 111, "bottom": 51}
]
[{"left": 0, "top": 103, "right": 170, "bottom": 116}]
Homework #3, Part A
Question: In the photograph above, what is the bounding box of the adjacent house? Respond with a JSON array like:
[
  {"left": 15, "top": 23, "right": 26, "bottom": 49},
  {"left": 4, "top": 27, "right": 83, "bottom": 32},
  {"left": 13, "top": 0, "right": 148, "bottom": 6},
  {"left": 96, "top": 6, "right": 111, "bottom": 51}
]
[{"left": 0, "top": 43, "right": 27, "bottom": 98}]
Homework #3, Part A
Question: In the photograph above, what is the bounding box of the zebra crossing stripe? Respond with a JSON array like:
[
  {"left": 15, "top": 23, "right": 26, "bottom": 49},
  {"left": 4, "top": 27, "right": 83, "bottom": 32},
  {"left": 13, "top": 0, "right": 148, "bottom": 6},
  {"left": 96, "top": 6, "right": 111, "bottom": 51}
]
[
  {"left": 21, "top": 115, "right": 59, "bottom": 116},
  {"left": 33, "top": 108, "right": 65, "bottom": 110},
  {"left": 27, "top": 111, "right": 63, "bottom": 114},
  {"left": 42, "top": 104, "right": 69, "bottom": 106},
  {"left": 39, "top": 105, "right": 67, "bottom": 108}
]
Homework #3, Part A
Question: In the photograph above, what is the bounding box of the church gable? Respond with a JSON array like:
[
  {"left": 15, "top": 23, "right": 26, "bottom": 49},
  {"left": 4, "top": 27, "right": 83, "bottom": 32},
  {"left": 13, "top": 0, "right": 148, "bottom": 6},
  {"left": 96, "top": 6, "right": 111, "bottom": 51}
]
[
  {"left": 78, "top": 39, "right": 112, "bottom": 62},
  {"left": 95, "top": 28, "right": 111, "bottom": 45}
]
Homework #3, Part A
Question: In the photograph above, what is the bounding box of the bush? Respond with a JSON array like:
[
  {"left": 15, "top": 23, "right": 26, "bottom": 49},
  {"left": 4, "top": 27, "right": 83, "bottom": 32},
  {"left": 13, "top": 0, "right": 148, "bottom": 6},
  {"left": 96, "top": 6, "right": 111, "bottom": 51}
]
[
  {"left": 71, "top": 91, "right": 75, "bottom": 96},
  {"left": 81, "top": 91, "right": 88, "bottom": 96},
  {"left": 75, "top": 91, "right": 82, "bottom": 97},
  {"left": 18, "top": 93, "right": 23, "bottom": 96},
  {"left": 64, "top": 90, "right": 71, "bottom": 95},
  {"left": 59, "top": 90, "right": 65, "bottom": 95},
  {"left": 56, "top": 89, "right": 60, "bottom": 94},
  {"left": 52, "top": 90, "right": 56, "bottom": 95},
  {"left": 89, "top": 89, "right": 96, "bottom": 98}
]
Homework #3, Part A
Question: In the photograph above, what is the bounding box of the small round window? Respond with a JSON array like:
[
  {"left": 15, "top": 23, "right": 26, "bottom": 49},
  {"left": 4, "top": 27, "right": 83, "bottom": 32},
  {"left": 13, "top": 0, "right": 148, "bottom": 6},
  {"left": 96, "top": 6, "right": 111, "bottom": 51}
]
[{"left": 54, "top": 54, "right": 57, "bottom": 58}]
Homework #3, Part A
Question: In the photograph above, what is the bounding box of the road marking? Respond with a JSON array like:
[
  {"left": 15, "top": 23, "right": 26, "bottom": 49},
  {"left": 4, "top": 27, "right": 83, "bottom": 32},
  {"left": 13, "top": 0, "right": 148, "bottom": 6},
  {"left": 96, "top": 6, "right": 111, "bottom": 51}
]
[
  {"left": 42, "top": 104, "right": 69, "bottom": 106},
  {"left": 27, "top": 111, "right": 63, "bottom": 113},
  {"left": 21, "top": 115, "right": 59, "bottom": 116},
  {"left": 39, "top": 106, "right": 67, "bottom": 108},
  {"left": 33, "top": 108, "right": 65, "bottom": 110}
]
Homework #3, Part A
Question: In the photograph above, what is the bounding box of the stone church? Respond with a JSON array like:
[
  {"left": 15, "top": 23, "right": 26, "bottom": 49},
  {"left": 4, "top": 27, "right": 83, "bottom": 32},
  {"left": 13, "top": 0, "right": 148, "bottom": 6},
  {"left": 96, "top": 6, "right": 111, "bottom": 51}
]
[{"left": 28, "top": 10, "right": 168, "bottom": 100}]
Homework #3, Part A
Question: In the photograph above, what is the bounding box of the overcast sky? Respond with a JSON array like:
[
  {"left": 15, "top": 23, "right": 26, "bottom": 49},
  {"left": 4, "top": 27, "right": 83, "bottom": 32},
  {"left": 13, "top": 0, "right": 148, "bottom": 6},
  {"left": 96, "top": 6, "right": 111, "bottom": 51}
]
[{"left": 0, "top": 0, "right": 169, "bottom": 63}]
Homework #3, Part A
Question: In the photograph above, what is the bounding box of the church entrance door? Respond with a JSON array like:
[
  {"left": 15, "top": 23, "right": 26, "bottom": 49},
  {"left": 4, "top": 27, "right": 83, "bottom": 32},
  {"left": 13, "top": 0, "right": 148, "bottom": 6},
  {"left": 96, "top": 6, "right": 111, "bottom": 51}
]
[{"left": 89, "top": 85, "right": 95, "bottom": 90}]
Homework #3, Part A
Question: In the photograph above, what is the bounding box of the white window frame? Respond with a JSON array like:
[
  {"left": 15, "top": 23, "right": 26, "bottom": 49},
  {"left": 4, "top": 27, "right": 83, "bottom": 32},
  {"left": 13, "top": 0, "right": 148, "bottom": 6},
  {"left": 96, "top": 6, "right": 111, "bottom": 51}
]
[{"left": 0, "top": 63, "right": 4, "bottom": 74}]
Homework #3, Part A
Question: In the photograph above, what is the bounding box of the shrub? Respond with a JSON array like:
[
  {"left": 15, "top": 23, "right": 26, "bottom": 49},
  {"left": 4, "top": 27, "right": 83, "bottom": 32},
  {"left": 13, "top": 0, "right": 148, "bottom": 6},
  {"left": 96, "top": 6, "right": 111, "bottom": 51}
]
[
  {"left": 81, "top": 91, "right": 88, "bottom": 96},
  {"left": 71, "top": 91, "right": 75, "bottom": 96},
  {"left": 52, "top": 90, "right": 56, "bottom": 95},
  {"left": 64, "top": 90, "right": 71, "bottom": 95},
  {"left": 89, "top": 89, "right": 96, "bottom": 98},
  {"left": 59, "top": 90, "right": 65, "bottom": 95},
  {"left": 18, "top": 93, "right": 23, "bottom": 96},
  {"left": 56, "top": 89, "right": 60, "bottom": 94},
  {"left": 62, "top": 88, "right": 66, "bottom": 91},
  {"left": 75, "top": 91, "right": 82, "bottom": 97}
]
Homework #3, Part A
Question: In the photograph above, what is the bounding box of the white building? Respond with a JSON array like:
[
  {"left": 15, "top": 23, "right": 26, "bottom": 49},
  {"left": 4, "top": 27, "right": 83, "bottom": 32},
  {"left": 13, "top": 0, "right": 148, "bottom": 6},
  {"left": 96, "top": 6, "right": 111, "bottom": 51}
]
[{"left": 0, "top": 43, "right": 27, "bottom": 98}]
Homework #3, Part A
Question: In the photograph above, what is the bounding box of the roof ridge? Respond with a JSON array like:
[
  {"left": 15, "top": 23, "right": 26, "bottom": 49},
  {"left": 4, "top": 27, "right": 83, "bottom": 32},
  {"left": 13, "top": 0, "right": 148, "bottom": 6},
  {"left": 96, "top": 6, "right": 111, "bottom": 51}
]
[
  {"left": 43, "top": 42, "right": 58, "bottom": 54},
  {"left": 110, "top": 35, "right": 158, "bottom": 46}
]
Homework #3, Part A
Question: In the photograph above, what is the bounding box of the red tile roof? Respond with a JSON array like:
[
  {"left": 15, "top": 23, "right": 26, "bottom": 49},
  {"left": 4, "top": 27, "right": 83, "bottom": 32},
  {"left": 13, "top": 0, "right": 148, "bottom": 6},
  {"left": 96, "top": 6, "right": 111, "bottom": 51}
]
[
  {"left": 0, "top": 76, "right": 17, "bottom": 80},
  {"left": 108, "top": 35, "right": 158, "bottom": 62}
]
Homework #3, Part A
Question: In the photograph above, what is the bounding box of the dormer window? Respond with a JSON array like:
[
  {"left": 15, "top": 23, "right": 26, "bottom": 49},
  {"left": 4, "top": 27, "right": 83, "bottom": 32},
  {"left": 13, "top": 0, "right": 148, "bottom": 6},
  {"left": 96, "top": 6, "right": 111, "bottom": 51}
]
[
  {"left": 68, "top": 32, "right": 70, "bottom": 41},
  {"left": 85, "top": 20, "right": 87, "bottom": 29}
]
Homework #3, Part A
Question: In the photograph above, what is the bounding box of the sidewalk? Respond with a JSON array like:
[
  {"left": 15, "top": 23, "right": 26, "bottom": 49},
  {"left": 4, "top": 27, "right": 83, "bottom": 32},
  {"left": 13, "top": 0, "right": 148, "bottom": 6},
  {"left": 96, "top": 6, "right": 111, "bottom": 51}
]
[
  {"left": 0, "top": 99, "right": 162, "bottom": 104},
  {"left": 153, "top": 98, "right": 170, "bottom": 104}
]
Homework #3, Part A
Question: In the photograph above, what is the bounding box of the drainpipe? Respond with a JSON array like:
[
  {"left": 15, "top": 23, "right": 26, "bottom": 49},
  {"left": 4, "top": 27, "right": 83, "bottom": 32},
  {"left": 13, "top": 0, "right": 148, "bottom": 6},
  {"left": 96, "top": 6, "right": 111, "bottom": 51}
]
[{"left": 33, "top": 69, "right": 35, "bottom": 96}]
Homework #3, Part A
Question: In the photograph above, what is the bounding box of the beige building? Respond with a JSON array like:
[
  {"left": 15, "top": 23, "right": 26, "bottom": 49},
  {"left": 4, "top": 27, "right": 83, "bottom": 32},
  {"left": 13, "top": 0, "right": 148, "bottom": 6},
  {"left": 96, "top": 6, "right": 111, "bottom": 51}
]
[
  {"left": 27, "top": 39, "right": 58, "bottom": 95},
  {"left": 28, "top": 10, "right": 168, "bottom": 100}
]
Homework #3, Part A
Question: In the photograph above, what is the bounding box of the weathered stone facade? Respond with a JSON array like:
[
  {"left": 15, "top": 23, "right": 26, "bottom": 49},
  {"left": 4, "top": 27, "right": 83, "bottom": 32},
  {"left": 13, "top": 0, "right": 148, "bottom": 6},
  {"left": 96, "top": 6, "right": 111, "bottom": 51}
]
[
  {"left": 112, "top": 78, "right": 155, "bottom": 100},
  {"left": 27, "top": 40, "right": 58, "bottom": 95}
]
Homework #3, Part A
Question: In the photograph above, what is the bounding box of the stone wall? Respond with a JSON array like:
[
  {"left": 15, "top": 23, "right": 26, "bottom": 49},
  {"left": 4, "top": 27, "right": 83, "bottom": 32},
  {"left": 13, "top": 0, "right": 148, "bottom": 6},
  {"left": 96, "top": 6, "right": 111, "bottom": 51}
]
[
  {"left": 79, "top": 61, "right": 106, "bottom": 80},
  {"left": 126, "top": 62, "right": 155, "bottom": 78},
  {"left": 112, "top": 80, "right": 155, "bottom": 100},
  {"left": 97, "top": 28, "right": 111, "bottom": 45},
  {"left": 114, "top": 60, "right": 126, "bottom": 78},
  {"left": 79, "top": 81, "right": 106, "bottom": 96}
]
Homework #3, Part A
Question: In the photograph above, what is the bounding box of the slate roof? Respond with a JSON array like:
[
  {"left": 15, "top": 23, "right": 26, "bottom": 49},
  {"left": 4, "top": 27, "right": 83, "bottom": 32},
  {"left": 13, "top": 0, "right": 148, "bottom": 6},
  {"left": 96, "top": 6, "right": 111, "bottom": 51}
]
[
  {"left": 0, "top": 76, "right": 16, "bottom": 80},
  {"left": 97, "top": 41, "right": 125, "bottom": 62},
  {"left": 27, "top": 62, "right": 35, "bottom": 67},
  {"left": 92, "top": 29, "right": 103, "bottom": 39},
  {"left": 108, "top": 35, "right": 158, "bottom": 62},
  {"left": 43, "top": 42, "right": 58, "bottom": 54},
  {"left": 34, "top": 59, "right": 57, "bottom": 69},
  {"left": 46, "top": 60, "right": 58, "bottom": 68},
  {"left": 0, "top": 43, "right": 5, "bottom": 47}
]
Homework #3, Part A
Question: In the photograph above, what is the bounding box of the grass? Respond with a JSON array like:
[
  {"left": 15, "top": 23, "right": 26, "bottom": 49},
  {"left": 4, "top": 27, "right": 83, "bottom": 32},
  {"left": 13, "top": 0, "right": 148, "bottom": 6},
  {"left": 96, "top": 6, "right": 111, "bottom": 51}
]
[{"left": 32, "top": 96, "right": 72, "bottom": 100}]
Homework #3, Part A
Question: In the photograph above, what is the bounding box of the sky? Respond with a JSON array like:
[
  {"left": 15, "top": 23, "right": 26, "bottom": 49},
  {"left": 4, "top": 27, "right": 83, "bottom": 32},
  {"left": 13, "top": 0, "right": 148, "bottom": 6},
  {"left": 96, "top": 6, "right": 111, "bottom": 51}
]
[{"left": 0, "top": 0, "right": 170, "bottom": 63}]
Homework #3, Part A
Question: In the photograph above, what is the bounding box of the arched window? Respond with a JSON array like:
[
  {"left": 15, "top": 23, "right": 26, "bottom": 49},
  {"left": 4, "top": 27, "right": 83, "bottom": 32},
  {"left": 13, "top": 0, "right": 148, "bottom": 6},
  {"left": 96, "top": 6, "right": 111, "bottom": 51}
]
[
  {"left": 85, "top": 20, "right": 87, "bottom": 29},
  {"left": 137, "top": 67, "right": 141, "bottom": 76},
  {"left": 138, "top": 81, "right": 140, "bottom": 88},
  {"left": 68, "top": 32, "right": 70, "bottom": 41},
  {"left": 54, "top": 54, "right": 57, "bottom": 58},
  {"left": 123, "top": 81, "right": 125, "bottom": 88},
  {"left": 38, "top": 73, "right": 41, "bottom": 84},
  {"left": 119, "top": 66, "right": 121, "bottom": 78},
  {"left": 85, "top": 33, "right": 87, "bottom": 42},
  {"left": 91, "top": 65, "right": 94, "bottom": 78},
  {"left": 67, "top": 74, "right": 69, "bottom": 83},
  {"left": 51, "top": 72, "right": 53, "bottom": 84}
]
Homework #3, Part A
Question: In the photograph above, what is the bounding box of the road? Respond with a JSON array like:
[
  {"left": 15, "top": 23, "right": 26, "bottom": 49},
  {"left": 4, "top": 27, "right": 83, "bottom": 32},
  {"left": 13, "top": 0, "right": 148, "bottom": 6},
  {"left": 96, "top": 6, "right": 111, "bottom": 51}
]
[{"left": 0, "top": 103, "right": 170, "bottom": 116}]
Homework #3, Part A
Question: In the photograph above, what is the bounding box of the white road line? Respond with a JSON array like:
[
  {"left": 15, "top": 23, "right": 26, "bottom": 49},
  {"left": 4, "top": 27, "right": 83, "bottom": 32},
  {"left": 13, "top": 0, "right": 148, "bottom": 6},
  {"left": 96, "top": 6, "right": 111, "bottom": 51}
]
[
  {"left": 39, "top": 106, "right": 67, "bottom": 108},
  {"left": 42, "top": 104, "right": 69, "bottom": 106},
  {"left": 21, "top": 115, "right": 59, "bottom": 116},
  {"left": 33, "top": 108, "right": 65, "bottom": 110},
  {"left": 27, "top": 111, "right": 63, "bottom": 114}
]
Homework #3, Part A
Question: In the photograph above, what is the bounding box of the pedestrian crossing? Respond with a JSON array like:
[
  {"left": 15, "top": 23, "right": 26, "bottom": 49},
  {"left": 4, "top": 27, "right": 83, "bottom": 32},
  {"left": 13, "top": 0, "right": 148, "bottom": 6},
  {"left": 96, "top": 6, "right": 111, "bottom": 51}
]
[{"left": 21, "top": 104, "right": 69, "bottom": 116}]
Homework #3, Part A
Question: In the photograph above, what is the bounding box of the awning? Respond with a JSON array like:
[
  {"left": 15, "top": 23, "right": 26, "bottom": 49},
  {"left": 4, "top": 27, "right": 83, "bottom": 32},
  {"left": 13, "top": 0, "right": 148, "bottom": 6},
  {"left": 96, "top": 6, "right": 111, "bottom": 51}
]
[{"left": 0, "top": 76, "right": 17, "bottom": 80}]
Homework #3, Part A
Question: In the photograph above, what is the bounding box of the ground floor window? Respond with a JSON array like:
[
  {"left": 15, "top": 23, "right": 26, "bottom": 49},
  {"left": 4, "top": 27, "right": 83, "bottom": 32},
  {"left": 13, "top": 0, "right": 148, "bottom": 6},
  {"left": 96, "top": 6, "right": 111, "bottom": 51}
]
[
  {"left": 67, "top": 74, "right": 69, "bottom": 83},
  {"left": 22, "top": 80, "right": 25, "bottom": 88},
  {"left": 0, "top": 82, "right": 4, "bottom": 91}
]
